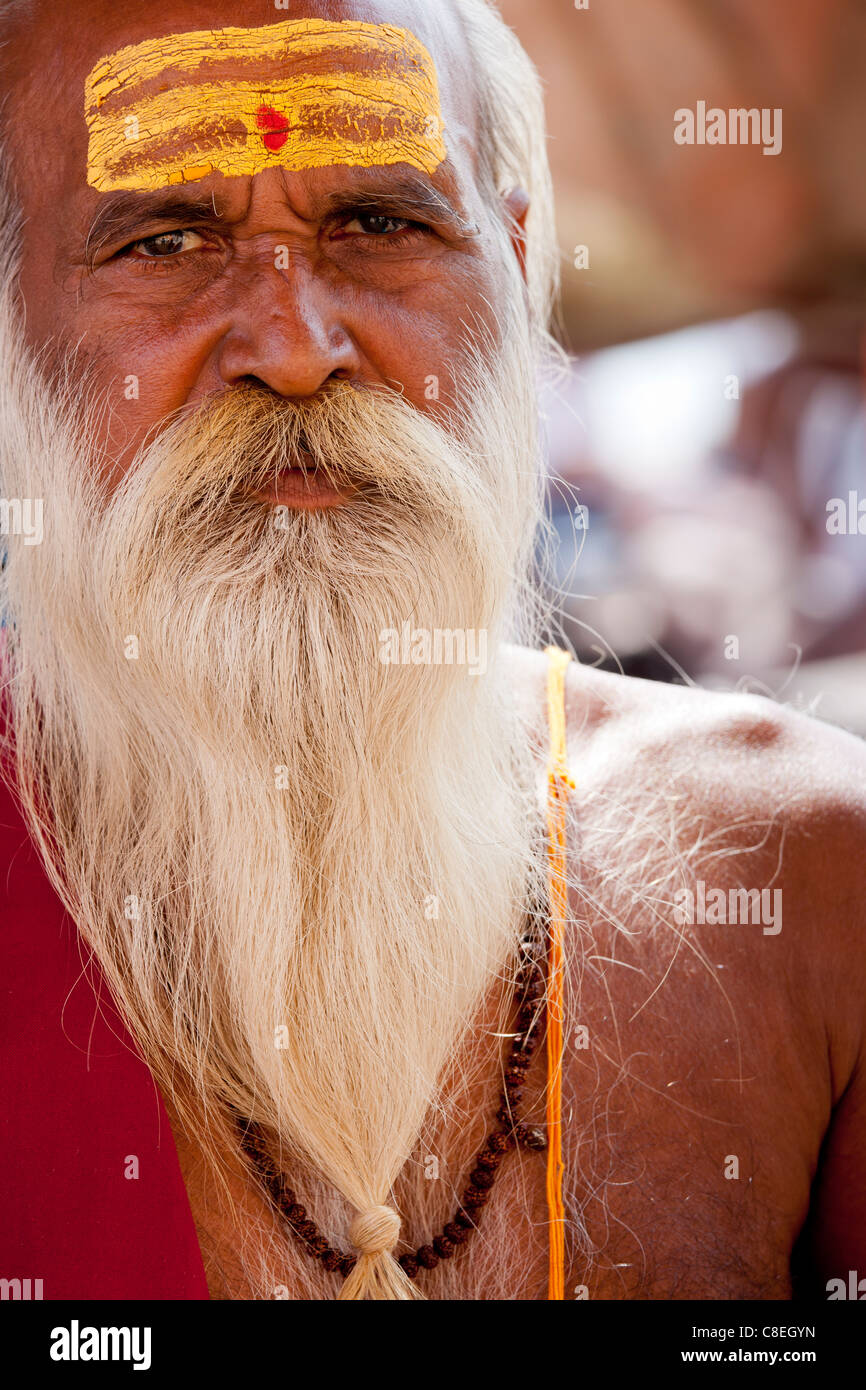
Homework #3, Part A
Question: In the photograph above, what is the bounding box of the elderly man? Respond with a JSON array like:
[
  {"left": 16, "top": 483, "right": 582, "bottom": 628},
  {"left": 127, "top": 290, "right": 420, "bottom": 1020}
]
[{"left": 0, "top": 0, "right": 863, "bottom": 1303}]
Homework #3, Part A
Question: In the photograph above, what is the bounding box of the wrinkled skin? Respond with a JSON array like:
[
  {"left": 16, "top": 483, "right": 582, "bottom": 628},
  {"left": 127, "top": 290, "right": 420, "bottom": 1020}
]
[{"left": 5, "top": 0, "right": 528, "bottom": 486}]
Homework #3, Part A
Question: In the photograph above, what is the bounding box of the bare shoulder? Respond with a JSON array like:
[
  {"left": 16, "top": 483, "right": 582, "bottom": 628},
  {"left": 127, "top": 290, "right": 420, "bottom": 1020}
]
[
  {"left": 567, "top": 659, "right": 866, "bottom": 913},
  {"left": 508, "top": 640, "right": 866, "bottom": 827},
  {"left": 507, "top": 642, "right": 866, "bottom": 977},
  {"left": 510, "top": 645, "right": 866, "bottom": 1295},
  {"left": 561, "top": 655, "right": 866, "bottom": 1017},
  {"left": 566, "top": 655, "right": 866, "bottom": 800}
]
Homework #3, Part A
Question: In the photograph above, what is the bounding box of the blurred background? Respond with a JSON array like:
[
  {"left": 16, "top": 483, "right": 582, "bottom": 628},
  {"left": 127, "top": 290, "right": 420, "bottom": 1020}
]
[{"left": 498, "top": 0, "right": 866, "bottom": 734}]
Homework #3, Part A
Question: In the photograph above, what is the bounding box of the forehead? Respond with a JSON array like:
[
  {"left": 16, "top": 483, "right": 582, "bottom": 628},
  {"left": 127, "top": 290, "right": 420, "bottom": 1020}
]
[{"left": 6, "top": 0, "right": 479, "bottom": 227}]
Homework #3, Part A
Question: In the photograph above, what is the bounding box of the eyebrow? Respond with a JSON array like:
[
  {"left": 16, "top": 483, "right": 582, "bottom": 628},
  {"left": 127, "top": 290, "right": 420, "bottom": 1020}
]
[
  {"left": 83, "top": 173, "right": 479, "bottom": 267},
  {"left": 84, "top": 192, "right": 222, "bottom": 267},
  {"left": 318, "top": 176, "right": 479, "bottom": 238}
]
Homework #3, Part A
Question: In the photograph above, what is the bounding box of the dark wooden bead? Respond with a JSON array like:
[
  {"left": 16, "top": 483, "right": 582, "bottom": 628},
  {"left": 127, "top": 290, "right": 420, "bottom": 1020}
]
[
  {"left": 399, "top": 1254, "right": 419, "bottom": 1279},
  {"left": 505, "top": 1067, "right": 527, "bottom": 1088},
  {"left": 444, "top": 1221, "right": 470, "bottom": 1244},
  {"left": 285, "top": 1203, "right": 306, "bottom": 1224},
  {"left": 469, "top": 1167, "right": 496, "bottom": 1189},
  {"left": 309, "top": 1235, "right": 330, "bottom": 1256},
  {"left": 487, "top": 1132, "right": 511, "bottom": 1153},
  {"left": 243, "top": 1125, "right": 269, "bottom": 1155},
  {"left": 433, "top": 1235, "right": 455, "bottom": 1259},
  {"left": 454, "top": 1211, "right": 475, "bottom": 1230},
  {"left": 496, "top": 1102, "right": 513, "bottom": 1125},
  {"left": 475, "top": 1150, "right": 501, "bottom": 1171},
  {"left": 278, "top": 1184, "right": 297, "bottom": 1206},
  {"left": 515, "top": 1124, "right": 548, "bottom": 1151},
  {"left": 462, "top": 1186, "right": 491, "bottom": 1208},
  {"left": 320, "top": 1249, "right": 341, "bottom": 1272},
  {"left": 417, "top": 1244, "right": 440, "bottom": 1270},
  {"left": 297, "top": 1220, "right": 319, "bottom": 1243},
  {"left": 339, "top": 1255, "right": 357, "bottom": 1278}
]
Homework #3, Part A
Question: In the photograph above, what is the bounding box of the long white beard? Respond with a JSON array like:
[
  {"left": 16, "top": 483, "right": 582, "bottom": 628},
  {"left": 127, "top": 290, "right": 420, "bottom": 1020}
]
[{"left": 0, "top": 264, "right": 552, "bottom": 1297}]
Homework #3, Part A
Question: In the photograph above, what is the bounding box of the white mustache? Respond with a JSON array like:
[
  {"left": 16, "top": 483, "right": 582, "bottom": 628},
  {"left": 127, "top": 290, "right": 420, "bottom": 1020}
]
[{"left": 124, "top": 381, "right": 476, "bottom": 518}]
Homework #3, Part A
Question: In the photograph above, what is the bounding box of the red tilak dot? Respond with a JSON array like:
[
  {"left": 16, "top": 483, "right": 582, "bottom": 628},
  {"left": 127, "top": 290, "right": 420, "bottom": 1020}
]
[{"left": 256, "top": 104, "right": 290, "bottom": 152}]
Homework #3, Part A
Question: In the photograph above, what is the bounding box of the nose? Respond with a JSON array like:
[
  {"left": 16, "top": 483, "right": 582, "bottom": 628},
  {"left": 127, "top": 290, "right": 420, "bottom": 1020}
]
[{"left": 216, "top": 256, "right": 361, "bottom": 397}]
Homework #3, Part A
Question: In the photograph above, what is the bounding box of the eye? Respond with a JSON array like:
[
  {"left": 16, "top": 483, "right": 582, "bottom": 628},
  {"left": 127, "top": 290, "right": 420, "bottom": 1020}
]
[
  {"left": 341, "top": 213, "right": 415, "bottom": 236},
  {"left": 129, "top": 229, "right": 207, "bottom": 258}
]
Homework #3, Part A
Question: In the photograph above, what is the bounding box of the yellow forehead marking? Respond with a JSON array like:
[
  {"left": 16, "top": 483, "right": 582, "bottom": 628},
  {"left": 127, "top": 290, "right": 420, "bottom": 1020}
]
[{"left": 84, "top": 19, "right": 447, "bottom": 192}]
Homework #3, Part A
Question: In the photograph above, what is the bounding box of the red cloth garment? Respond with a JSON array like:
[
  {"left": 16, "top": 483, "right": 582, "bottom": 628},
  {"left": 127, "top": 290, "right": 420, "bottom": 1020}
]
[{"left": 0, "top": 765, "right": 209, "bottom": 1299}]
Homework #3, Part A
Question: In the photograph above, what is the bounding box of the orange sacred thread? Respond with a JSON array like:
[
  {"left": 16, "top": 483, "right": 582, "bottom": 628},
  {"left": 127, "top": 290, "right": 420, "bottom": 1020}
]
[{"left": 543, "top": 645, "right": 574, "bottom": 1301}]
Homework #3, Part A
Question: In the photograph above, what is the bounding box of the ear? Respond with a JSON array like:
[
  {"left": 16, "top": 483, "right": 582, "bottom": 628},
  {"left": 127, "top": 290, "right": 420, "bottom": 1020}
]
[{"left": 503, "top": 186, "right": 530, "bottom": 285}]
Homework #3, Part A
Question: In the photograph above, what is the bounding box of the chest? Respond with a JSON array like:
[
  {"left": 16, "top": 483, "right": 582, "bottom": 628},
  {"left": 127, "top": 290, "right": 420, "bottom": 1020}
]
[
  {"left": 173, "top": 1029, "right": 557, "bottom": 1300},
  {"left": 170, "top": 923, "right": 823, "bottom": 1301},
  {"left": 183, "top": 1102, "right": 798, "bottom": 1302}
]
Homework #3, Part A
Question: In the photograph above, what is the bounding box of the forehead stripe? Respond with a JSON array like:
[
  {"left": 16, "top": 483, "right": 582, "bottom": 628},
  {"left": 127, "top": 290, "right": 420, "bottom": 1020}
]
[{"left": 84, "top": 19, "right": 447, "bottom": 192}]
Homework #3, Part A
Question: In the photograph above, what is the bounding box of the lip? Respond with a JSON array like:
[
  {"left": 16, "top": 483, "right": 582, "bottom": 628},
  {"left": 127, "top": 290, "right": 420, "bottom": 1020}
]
[{"left": 248, "top": 465, "right": 357, "bottom": 511}]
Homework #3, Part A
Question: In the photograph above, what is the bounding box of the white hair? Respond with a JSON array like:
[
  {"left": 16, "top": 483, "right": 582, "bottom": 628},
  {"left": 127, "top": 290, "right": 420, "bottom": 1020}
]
[{"left": 452, "top": 0, "right": 561, "bottom": 341}]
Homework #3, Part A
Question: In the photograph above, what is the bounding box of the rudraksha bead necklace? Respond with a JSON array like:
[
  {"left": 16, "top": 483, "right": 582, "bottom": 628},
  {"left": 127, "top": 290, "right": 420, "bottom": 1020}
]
[{"left": 238, "top": 913, "right": 549, "bottom": 1285}]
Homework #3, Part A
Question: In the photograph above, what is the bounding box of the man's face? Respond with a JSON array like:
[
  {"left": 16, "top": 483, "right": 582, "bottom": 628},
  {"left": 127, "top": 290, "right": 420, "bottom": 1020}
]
[{"left": 5, "top": 0, "right": 523, "bottom": 487}]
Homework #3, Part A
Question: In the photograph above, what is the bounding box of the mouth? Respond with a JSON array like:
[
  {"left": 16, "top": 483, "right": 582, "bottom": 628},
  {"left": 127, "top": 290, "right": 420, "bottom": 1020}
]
[{"left": 246, "top": 452, "right": 358, "bottom": 511}]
